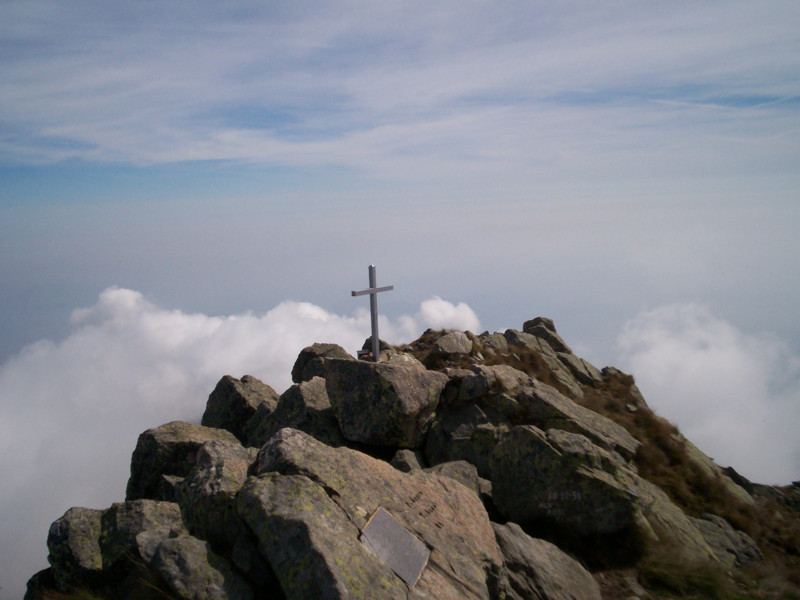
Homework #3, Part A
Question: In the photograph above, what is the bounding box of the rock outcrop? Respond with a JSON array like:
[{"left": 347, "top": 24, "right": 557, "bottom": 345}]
[
  {"left": 492, "top": 522, "right": 602, "bottom": 600},
  {"left": 690, "top": 514, "right": 764, "bottom": 568},
  {"left": 126, "top": 421, "right": 240, "bottom": 501},
  {"left": 46, "top": 507, "right": 104, "bottom": 590},
  {"left": 246, "top": 428, "right": 505, "bottom": 599},
  {"left": 491, "top": 426, "right": 717, "bottom": 566},
  {"left": 245, "top": 375, "right": 343, "bottom": 448},
  {"left": 202, "top": 375, "right": 279, "bottom": 444},
  {"left": 324, "top": 358, "right": 448, "bottom": 447},
  {"left": 291, "top": 342, "right": 355, "bottom": 383},
  {"left": 431, "top": 330, "right": 474, "bottom": 356},
  {"left": 28, "top": 316, "right": 790, "bottom": 600},
  {"left": 424, "top": 363, "right": 638, "bottom": 481}
]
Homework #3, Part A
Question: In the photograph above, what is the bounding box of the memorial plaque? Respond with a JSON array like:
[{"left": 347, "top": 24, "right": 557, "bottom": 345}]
[{"left": 360, "top": 507, "right": 430, "bottom": 586}]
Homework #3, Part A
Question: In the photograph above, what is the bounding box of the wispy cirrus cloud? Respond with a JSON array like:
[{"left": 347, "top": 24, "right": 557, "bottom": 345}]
[{"left": 2, "top": 1, "right": 798, "bottom": 173}]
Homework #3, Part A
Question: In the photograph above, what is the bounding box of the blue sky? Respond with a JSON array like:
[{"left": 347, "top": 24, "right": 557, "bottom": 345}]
[{"left": 2, "top": 1, "right": 800, "bottom": 596}]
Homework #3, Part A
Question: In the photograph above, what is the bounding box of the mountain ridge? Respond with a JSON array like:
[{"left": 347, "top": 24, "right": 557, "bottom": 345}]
[{"left": 26, "top": 317, "right": 800, "bottom": 599}]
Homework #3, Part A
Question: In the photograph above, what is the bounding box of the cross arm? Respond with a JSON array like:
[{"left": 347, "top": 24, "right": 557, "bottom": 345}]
[{"left": 351, "top": 285, "right": 394, "bottom": 297}]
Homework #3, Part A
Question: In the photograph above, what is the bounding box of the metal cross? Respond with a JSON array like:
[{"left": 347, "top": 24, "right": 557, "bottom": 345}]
[{"left": 351, "top": 265, "right": 394, "bottom": 362}]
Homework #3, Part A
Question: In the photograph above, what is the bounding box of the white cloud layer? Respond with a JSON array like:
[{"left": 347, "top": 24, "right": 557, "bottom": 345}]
[
  {"left": 616, "top": 304, "right": 800, "bottom": 485},
  {"left": 0, "top": 287, "right": 478, "bottom": 598},
  {"left": 397, "top": 295, "right": 481, "bottom": 335},
  {"left": 3, "top": 289, "right": 800, "bottom": 598}
]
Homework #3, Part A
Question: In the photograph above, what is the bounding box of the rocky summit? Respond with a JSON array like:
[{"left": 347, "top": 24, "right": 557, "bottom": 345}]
[{"left": 26, "top": 319, "right": 800, "bottom": 600}]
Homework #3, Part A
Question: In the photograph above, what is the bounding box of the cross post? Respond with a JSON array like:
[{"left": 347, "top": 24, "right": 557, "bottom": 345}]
[{"left": 351, "top": 265, "right": 394, "bottom": 362}]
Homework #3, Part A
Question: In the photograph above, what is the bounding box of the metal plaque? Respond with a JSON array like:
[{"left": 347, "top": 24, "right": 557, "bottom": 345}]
[{"left": 360, "top": 507, "right": 430, "bottom": 586}]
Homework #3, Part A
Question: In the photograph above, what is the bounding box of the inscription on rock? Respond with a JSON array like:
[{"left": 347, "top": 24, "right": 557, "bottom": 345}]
[{"left": 405, "top": 490, "right": 445, "bottom": 529}]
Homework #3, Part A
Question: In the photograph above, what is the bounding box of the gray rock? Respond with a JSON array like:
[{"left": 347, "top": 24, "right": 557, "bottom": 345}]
[
  {"left": 424, "top": 404, "right": 508, "bottom": 479},
  {"left": 681, "top": 436, "right": 755, "bottom": 506},
  {"left": 690, "top": 514, "right": 763, "bottom": 568},
  {"left": 503, "top": 330, "right": 585, "bottom": 399},
  {"left": 492, "top": 522, "right": 602, "bottom": 600},
  {"left": 425, "top": 364, "right": 637, "bottom": 481},
  {"left": 135, "top": 526, "right": 183, "bottom": 564},
  {"left": 492, "top": 427, "right": 636, "bottom": 537},
  {"left": 504, "top": 328, "right": 549, "bottom": 354},
  {"left": 24, "top": 569, "right": 57, "bottom": 600},
  {"left": 601, "top": 367, "right": 650, "bottom": 410},
  {"left": 245, "top": 376, "right": 344, "bottom": 448},
  {"left": 723, "top": 466, "right": 755, "bottom": 494},
  {"left": 515, "top": 379, "right": 639, "bottom": 460},
  {"left": 247, "top": 428, "right": 505, "bottom": 600},
  {"left": 460, "top": 364, "right": 531, "bottom": 401},
  {"left": 432, "top": 330, "right": 474, "bottom": 355},
  {"left": 239, "top": 472, "right": 407, "bottom": 600},
  {"left": 324, "top": 359, "right": 448, "bottom": 447},
  {"left": 202, "top": 375, "right": 279, "bottom": 443},
  {"left": 173, "top": 439, "right": 277, "bottom": 591},
  {"left": 38, "top": 501, "right": 189, "bottom": 597},
  {"left": 229, "top": 530, "right": 280, "bottom": 592},
  {"left": 491, "top": 426, "right": 717, "bottom": 566},
  {"left": 151, "top": 535, "right": 254, "bottom": 600},
  {"left": 99, "top": 500, "right": 187, "bottom": 569},
  {"left": 556, "top": 353, "right": 603, "bottom": 386},
  {"left": 523, "top": 317, "right": 573, "bottom": 354},
  {"left": 425, "top": 460, "right": 481, "bottom": 496},
  {"left": 384, "top": 350, "right": 427, "bottom": 368},
  {"left": 159, "top": 474, "right": 186, "bottom": 500},
  {"left": 479, "top": 332, "right": 509, "bottom": 354},
  {"left": 177, "top": 440, "right": 256, "bottom": 553},
  {"left": 291, "top": 342, "right": 354, "bottom": 383},
  {"left": 126, "top": 421, "right": 240, "bottom": 501},
  {"left": 438, "top": 367, "right": 478, "bottom": 405},
  {"left": 358, "top": 336, "right": 394, "bottom": 361},
  {"left": 47, "top": 507, "right": 104, "bottom": 590},
  {"left": 391, "top": 449, "right": 425, "bottom": 472},
  {"left": 476, "top": 477, "right": 502, "bottom": 523}
]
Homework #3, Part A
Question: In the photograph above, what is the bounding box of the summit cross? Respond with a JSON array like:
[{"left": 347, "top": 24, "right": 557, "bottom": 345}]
[{"left": 351, "top": 265, "right": 394, "bottom": 362}]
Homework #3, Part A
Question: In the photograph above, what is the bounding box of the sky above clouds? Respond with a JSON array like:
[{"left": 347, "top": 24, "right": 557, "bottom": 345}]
[{"left": 1, "top": 1, "right": 800, "bottom": 597}]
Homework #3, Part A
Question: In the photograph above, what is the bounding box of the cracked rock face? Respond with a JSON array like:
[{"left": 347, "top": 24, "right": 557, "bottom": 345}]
[
  {"left": 492, "top": 522, "right": 602, "bottom": 600},
  {"left": 47, "top": 507, "right": 104, "bottom": 590},
  {"left": 238, "top": 472, "right": 408, "bottom": 600},
  {"left": 690, "top": 514, "right": 764, "bottom": 568},
  {"left": 202, "top": 375, "right": 280, "bottom": 444},
  {"left": 291, "top": 342, "right": 355, "bottom": 383},
  {"left": 248, "top": 428, "right": 504, "bottom": 600},
  {"left": 126, "top": 421, "right": 240, "bottom": 501},
  {"left": 245, "top": 376, "right": 344, "bottom": 449},
  {"left": 324, "top": 359, "right": 448, "bottom": 448},
  {"left": 424, "top": 364, "right": 638, "bottom": 481},
  {"left": 150, "top": 535, "right": 254, "bottom": 600},
  {"left": 491, "top": 426, "right": 718, "bottom": 567},
  {"left": 432, "top": 330, "right": 474, "bottom": 355},
  {"left": 177, "top": 440, "right": 257, "bottom": 554}
]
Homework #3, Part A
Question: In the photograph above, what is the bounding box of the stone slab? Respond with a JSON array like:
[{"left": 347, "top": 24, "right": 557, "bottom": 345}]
[{"left": 360, "top": 507, "right": 430, "bottom": 586}]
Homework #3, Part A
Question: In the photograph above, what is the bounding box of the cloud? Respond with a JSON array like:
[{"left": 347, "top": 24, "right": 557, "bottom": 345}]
[
  {"left": 396, "top": 295, "right": 481, "bottom": 337},
  {"left": 2, "top": 1, "right": 798, "bottom": 176},
  {"left": 616, "top": 303, "right": 800, "bottom": 485},
  {"left": 0, "top": 286, "right": 479, "bottom": 599}
]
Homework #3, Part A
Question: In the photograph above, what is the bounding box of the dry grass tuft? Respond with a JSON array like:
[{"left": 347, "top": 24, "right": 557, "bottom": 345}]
[{"left": 637, "top": 548, "right": 748, "bottom": 600}]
